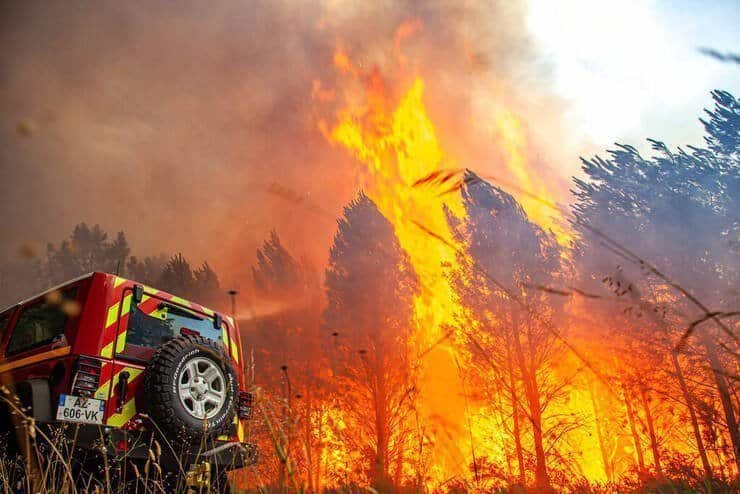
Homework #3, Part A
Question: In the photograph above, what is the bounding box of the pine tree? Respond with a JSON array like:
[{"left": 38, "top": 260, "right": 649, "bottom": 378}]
[
  {"left": 447, "top": 171, "right": 564, "bottom": 488},
  {"left": 324, "top": 192, "right": 418, "bottom": 488},
  {"left": 156, "top": 253, "right": 194, "bottom": 299},
  {"left": 126, "top": 254, "right": 168, "bottom": 285},
  {"left": 572, "top": 90, "right": 740, "bottom": 474},
  {"left": 192, "top": 261, "right": 222, "bottom": 307}
]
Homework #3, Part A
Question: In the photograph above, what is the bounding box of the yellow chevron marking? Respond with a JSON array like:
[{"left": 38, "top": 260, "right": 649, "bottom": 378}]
[
  {"left": 105, "top": 292, "right": 133, "bottom": 329},
  {"left": 143, "top": 285, "right": 159, "bottom": 296},
  {"left": 169, "top": 295, "right": 191, "bottom": 307},
  {"left": 230, "top": 338, "right": 240, "bottom": 364},
  {"left": 149, "top": 305, "right": 168, "bottom": 320},
  {"left": 97, "top": 366, "right": 143, "bottom": 401},
  {"left": 105, "top": 302, "right": 120, "bottom": 329},
  {"left": 117, "top": 366, "right": 143, "bottom": 384},
  {"left": 94, "top": 385, "right": 109, "bottom": 400},
  {"left": 237, "top": 420, "right": 245, "bottom": 442},
  {"left": 93, "top": 365, "right": 110, "bottom": 399},
  {"left": 121, "top": 293, "right": 132, "bottom": 317},
  {"left": 107, "top": 397, "right": 137, "bottom": 427},
  {"left": 114, "top": 331, "right": 127, "bottom": 354},
  {"left": 113, "top": 276, "right": 127, "bottom": 288},
  {"left": 104, "top": 367, "right": 144, "bottom": 427},
  {"left": 95, "top": 376, "right": 113, "bottom": 399},
  {"left": 103, "top": 293, "right": 137, "bottom": 357}
]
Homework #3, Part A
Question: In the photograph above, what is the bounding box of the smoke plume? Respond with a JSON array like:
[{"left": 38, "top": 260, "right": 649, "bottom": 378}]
[{"left": 0, "top": 0, "right": 574, "bottom": 286}]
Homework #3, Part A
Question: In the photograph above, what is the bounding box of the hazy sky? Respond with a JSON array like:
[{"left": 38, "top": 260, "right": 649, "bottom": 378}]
[{"left": 527, "top": 0, "right": 740, "bottom": 150}]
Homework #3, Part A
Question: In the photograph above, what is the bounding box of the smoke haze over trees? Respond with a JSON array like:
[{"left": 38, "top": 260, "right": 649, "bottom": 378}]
[
  {"left": 0, "top": 0, "right": 579, "bottom": 287},
  {"left": 0, "top": 222, "right": 225, "bottom": 310}
]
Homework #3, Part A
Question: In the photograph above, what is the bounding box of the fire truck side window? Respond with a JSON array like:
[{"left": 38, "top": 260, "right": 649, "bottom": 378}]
[{"left": 6, "top": 288, "right": 77, "bottom": 356}]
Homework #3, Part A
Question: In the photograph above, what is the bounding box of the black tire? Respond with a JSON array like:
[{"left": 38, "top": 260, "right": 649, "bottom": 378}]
[{"left": 142, "top": 335, "right": 238, "bottom": 443}]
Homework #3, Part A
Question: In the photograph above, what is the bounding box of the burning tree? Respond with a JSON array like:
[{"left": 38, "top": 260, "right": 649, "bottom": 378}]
[
  {"left": 572, "top": 90, "right": 740, "bottom": 477},
  {"left": 446, "top": 171, "right": 568, "bottom": 489},
  {"left": 324, "top": 192, "right": 419, "bottom": 490}
]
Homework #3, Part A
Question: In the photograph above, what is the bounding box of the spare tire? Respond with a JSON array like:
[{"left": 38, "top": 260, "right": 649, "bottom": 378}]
[{"left": 142, "top": 335, "right": 238, "bottom": 442}]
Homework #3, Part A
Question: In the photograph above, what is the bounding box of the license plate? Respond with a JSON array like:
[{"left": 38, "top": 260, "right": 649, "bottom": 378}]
[{"left": 56, "top": 394, "right": 105, "bottom": 425}]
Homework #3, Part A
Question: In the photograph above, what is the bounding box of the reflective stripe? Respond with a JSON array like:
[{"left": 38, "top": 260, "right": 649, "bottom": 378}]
[
  {"left": 97, "top": 366, "right": 143, "bottom": 402},
  {"left": 105, "top": 367, "right": 143, "bottom": 427},
  {"left": 100, "top": 341, "right": 115, "bottom": 359},
  {"left": 107, "top": 397, "right": 137, "bottom": 427},
  {"left": 102, "top": 293, "right": 137, "bottom": 357},
  {"left": 106, "top": 302, "right": 120, "bottom": 329},
  {"left": 230, "top": 338, "right": 240, "bottom": 364},
  {"left": 169, "top": 295, "right": 191, "bottom": 307},
  {"left": 0, "top": 346, "right": 71, "bottom": 373},
  {"left": 237, "top": 420, "right": 245, "bottom": 442}
]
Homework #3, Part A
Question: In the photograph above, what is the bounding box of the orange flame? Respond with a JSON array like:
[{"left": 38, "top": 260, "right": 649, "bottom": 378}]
[
  {"left": 327, "top": 58, "right": 474, "bottom": 480},
  {"left": 490, "top": 110, "right": 573, "bottom": 246},
  {"left": 309, "top": 33, "right": 718, "bottom": 488}
]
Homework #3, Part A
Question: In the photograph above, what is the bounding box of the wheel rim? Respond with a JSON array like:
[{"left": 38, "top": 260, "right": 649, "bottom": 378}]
[{"left": 178, "top": 357, "right": 227, "bottom": 420}]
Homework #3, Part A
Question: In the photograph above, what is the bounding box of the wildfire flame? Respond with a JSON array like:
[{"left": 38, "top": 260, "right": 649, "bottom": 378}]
[
  {"left": 322, "top": 45, "right": 479, "bottom": 480},
  {"left": 330, "top": 75, "right": 464, "bottom": 338},
  {"left": 312, "top": 24, "right": 703, "bottom": 489},
  {"left": 318, "top": 34, "right": 582, "bottom": 482}
]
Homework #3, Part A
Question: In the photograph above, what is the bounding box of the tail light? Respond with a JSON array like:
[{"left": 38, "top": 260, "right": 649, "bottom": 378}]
[
  {"left": 238, "top": 391, "right": 253, "bottom": 419},
  {"left": 72, "top": 356, "right": 102, "bottom": 398}
]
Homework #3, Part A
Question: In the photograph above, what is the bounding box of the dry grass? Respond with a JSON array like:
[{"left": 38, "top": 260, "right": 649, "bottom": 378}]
[{"left": 0, "top": 388, "right": 237, "bottom": 494}]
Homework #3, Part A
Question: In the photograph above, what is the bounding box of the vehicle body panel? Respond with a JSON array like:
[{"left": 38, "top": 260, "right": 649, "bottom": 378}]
[{"left": 0, "top": 271, "right": 249, "bottom": 447}]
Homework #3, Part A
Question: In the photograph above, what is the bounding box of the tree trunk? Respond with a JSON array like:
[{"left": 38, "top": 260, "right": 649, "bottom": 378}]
[
  {"left": 589, "top": 383, "right": 612, "bottom": 482},
  {"left": 506, "top": 334, "right": 526, "bottom": 485},
  {"left": 394, "top": 441, "right": 404, "bottom": 487},
  {"left": 315, "top": 405, "right": 324, "bottom": 494},
  {"left": 494, "top": 382, "right": 514, "bottom": 481},
  {"left": 305, "top": 388, "right": 315, "bottom": 493},
  {"left": 700, "top": 333, "right": 740, "bottom": 472},
  {"left": 511, "top": 311, "right": 549, "bottom": 488},
  {"left": 374, "top": 351, "right": 390, "bottom": 488},
  {"left": 639, "top": 384, "right": 663, "bottom": 478},
  {"left": 670, "top": 350, "right": 712, "bottom": 478},
  {"left": 622, "top": 384, "right": 646, "bottom": 473}
]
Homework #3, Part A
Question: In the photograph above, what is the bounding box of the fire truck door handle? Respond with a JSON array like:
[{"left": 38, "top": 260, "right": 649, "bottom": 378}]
[{"left": 116, "top": 371, "right": 130, "bottom": 412}]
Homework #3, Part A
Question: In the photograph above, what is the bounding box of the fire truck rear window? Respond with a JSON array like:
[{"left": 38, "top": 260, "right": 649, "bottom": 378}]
[{"left": 125, "top": 301, "right": 222, "bottom": 350}]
